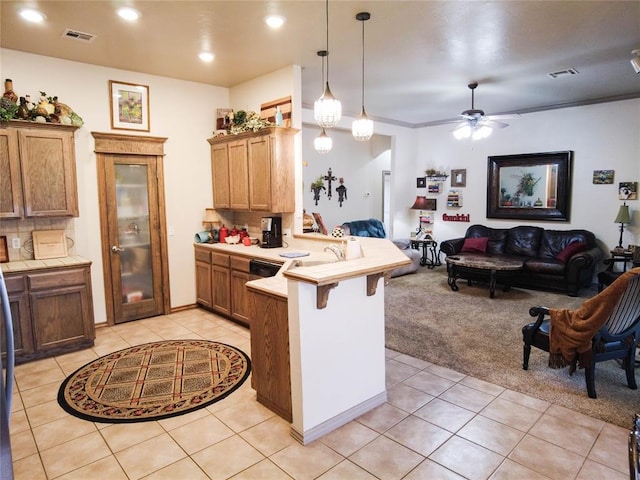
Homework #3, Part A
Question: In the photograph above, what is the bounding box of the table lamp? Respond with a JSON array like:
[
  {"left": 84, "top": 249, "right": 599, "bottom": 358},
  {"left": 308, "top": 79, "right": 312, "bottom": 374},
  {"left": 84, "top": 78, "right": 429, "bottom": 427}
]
[
  {"left": 410, "top": 195, "right": 429, "bottom": 233},
  {"left": 614, "top": 202, "right": 631, "bottom": 249},
  {"left": 203, "top": 208, "right": 220, "bottom": 241}
]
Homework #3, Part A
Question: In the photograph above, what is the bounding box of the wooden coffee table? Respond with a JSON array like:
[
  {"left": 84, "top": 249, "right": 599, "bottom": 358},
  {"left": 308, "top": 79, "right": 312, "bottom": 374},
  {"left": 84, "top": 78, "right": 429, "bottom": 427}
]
[{"left": 446, "top": 254, "right": 524, "bottom": 298}]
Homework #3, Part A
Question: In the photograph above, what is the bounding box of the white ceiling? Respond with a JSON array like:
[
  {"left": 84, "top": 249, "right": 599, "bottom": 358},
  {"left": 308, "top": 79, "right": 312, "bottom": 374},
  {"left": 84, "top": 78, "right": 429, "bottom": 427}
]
[{"left": 2, "top": 1, "right": 639, "bottom": 128}]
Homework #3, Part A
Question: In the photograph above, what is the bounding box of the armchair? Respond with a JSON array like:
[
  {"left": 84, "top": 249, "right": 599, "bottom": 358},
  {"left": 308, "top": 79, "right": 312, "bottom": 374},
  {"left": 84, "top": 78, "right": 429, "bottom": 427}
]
[{"left": 522, "top": 269, "right": 640, "bottom": 398}]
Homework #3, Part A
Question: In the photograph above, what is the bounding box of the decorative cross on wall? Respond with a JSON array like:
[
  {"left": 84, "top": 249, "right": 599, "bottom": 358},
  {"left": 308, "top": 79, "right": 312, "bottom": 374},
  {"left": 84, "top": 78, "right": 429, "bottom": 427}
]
[
  {"left": 336, "top": 178, "right": 347, "bottom": 207},
  {"left": 323, "top": 168, "right": 337, "bottom": 199}
]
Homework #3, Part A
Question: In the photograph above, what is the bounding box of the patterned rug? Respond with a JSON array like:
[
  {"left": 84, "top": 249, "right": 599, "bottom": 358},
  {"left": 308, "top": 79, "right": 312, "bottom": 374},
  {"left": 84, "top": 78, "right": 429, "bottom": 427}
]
[{"left": 58, "top": 340, "right": 251, "bottom": 423}]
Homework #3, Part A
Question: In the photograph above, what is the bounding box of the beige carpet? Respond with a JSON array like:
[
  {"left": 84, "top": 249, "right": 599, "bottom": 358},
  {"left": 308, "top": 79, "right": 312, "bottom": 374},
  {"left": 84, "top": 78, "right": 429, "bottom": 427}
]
[{"left": 384, "top": 266, "right": 638, "bottom": 428}]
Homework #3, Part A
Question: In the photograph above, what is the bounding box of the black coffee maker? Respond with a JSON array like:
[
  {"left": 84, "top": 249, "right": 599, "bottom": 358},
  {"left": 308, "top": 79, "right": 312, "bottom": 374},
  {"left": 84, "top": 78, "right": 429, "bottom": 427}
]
[{"left": 260, "top": 216, "right": 282, "bottom": 248}]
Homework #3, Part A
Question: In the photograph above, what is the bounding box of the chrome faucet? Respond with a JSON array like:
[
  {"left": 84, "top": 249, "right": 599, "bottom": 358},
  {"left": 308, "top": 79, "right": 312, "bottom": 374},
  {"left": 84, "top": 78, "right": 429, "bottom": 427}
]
[{"left": 324, "top": 244, "right": 345, "bottom": 261}]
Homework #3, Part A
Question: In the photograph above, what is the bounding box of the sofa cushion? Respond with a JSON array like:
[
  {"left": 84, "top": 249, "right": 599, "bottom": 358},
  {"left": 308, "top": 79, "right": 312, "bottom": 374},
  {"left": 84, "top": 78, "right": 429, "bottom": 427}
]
[
  {"left": 505, "top": 226, "right": 543, "bottom": 257},
  {"left": 556, "top": 241, "right": 588, "bottom": 263},
  {"left": 524, "top": 257, "right": 566, "bottom": 275},
  {"left": 540, "top": 229, "right": 596, "bottom": 258},
  {"left": 461, "top": 237, "right": 489, "bottom": 253},
  {"left": 465, "top": 224, "right": 507, "bottom": 254}
]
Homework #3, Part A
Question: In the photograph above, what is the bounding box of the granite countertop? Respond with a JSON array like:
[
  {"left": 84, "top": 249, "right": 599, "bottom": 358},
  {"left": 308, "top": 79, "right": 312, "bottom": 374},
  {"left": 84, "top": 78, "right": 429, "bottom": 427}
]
[
  {"left": 199, "top": 235, "right": 411, "bottom": 299},
  {"left": 1, "top": 255, "right": 92, "bottom": 273}
]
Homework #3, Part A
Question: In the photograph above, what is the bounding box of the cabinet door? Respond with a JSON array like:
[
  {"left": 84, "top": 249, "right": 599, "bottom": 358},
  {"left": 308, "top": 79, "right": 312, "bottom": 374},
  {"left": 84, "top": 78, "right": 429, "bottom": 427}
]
[
  {"left": 230, "top": 269, "right": 251, "bottom": 326},
  {"left": 228, "top": 139, "right": 250, "bottom": 210},
  {"left": 211, "top": 143, "right": 230, "bottom": 209},
  {"left": 0, "top": 128, "right": 24, "bottom": 218},
  {"left": 247, "top": 134, "right": 272, "bottom": 211},
  {"left": 195, "top": 260, "right": 212, "bottom": 307},
  {"left": 0, "top": 276, "right": 33, "bottom": 361},
  {"left": 249, "top": 289, "right": 291, "bottom": 421},
  {"left": 211, "top": 265, "right": 231, "bottom": 315},
  {"left": 18, "top": 128, "right": 79, "bottom": 217}
]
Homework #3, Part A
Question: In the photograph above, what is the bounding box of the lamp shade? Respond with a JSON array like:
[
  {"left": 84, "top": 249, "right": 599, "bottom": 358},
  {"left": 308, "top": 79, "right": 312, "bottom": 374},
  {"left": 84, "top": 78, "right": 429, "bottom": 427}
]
[
  {"left": 410, "top": 195, "right": 430, "bottom": 210},
  {"left": 203, "top": 208, "right": 219, "bottom": 223},
  {"left": 314, "top": 128, "right": 332, "bottom": 154},
  {"left": 614, "top": 203, "right": 631, "bottom": 224}
]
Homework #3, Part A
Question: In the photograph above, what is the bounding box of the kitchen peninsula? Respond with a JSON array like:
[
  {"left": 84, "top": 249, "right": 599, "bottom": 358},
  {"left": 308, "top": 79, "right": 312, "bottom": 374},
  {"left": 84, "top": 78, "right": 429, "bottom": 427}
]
[{"left": 196, "top": 235, "right": 410, "bottom": 445}]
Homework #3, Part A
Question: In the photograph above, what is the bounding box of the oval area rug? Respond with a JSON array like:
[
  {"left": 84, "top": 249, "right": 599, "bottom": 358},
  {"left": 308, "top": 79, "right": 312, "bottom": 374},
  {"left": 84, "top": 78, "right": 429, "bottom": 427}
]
[{"left": 58, "top": 339, "right": 251, "bottom": 423}]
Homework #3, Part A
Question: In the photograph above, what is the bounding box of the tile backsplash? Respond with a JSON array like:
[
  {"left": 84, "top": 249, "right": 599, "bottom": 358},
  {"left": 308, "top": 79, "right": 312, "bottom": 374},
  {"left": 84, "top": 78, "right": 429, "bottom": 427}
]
[{"left": 0, "top": 217, "right": 75, "bottom": 262}]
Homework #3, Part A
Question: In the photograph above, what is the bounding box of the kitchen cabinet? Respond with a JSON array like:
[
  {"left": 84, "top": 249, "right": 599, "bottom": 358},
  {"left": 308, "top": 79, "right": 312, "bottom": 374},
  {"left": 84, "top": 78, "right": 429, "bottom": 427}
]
[
  {"left": 208, "top": 127, "right": 297, "bottom": 212},
  {"left": 0, "top": 121, "right": 79, "bottom": 218},
  {"left": 1, "top": 263, "right": 95, "bottom": 364},
  {"left": 194, "top": 245, "right": 275, "bottom": 327},
  {"left": 248, "top": 288, "right": 291, "bottom": 421}
]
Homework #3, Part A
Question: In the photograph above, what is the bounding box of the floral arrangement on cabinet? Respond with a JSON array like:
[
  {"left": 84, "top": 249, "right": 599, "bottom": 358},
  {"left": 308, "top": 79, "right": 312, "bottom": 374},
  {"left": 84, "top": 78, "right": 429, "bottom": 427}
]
[{"left": 1, "top": 79, "right": 83, "bottom": 126}]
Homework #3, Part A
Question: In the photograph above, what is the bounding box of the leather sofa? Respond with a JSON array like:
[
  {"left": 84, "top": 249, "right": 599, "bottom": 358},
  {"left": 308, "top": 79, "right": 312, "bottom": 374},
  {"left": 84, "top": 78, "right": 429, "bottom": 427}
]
[
  {"left": 440, "top": 224, "right": 603, "bottom": 296},
  {"left": 340, "top": 218, "right": 421, "bottom": 277}
]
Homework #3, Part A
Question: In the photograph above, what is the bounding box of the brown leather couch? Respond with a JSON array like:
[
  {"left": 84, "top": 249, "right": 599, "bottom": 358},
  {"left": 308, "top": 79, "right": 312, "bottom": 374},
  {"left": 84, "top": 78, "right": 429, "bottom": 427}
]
[{"left": 440, "top": 224, "right": 603, "bottom": 296}]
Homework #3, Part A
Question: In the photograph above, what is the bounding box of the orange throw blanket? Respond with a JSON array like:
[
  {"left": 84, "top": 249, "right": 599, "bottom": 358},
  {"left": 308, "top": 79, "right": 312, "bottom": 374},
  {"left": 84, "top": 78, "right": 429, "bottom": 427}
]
[{"left": 549, "top": 267, "right": 640, "bottom": 372}]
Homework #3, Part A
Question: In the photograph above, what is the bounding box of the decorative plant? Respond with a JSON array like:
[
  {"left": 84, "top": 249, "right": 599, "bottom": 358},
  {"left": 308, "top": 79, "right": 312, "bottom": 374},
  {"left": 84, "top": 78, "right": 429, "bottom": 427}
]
[
  {"left": 0, "top": 97, "right": 18, "bottom": 121},
  {"left": 228, "top": 110, "right": 273, "bottom": 134},
  {"left": 311, "top": 176, "right": 325, "bottom": 190},
  {"left": 517, "top": 171, "right": 541, "bottom": 197}
]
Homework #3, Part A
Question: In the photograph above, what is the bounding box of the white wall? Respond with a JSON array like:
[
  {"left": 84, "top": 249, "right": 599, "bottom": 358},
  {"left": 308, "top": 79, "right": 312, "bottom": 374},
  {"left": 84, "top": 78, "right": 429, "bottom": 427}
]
[
  {"left": 416, "top": 99, "right": 640, "bottom": 252},
  {"left": 1, "top": 49, "right": 300, "bottom": 322},
  {"left": 301, "top": 126, "right": 391, "bottom": 233}
]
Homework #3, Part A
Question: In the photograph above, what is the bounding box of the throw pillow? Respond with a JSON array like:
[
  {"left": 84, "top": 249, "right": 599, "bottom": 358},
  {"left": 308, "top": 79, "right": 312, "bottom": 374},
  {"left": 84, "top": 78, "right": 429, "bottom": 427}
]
[
  {"left": 556, "top": 241, "right": 588, "bottom": 263},
  {"left": 461, "top": 237, "right": 489, "bottom": 254}
]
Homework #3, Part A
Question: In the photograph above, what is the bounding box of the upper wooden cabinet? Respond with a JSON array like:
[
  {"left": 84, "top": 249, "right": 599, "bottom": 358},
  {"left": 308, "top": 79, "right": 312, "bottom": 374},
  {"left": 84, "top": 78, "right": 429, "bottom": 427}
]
[
  {"left": 0, "top": 121, "right": 79, "bottom": 218},
  {"left": 208, "top": 127, "right": 297, "bottom": 213}
]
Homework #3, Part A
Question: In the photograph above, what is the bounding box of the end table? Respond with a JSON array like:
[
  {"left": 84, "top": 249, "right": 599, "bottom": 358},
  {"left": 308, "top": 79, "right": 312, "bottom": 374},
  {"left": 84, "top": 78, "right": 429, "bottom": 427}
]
[{"left": 411, "top": 239, "right": 441, "bottom": 269}]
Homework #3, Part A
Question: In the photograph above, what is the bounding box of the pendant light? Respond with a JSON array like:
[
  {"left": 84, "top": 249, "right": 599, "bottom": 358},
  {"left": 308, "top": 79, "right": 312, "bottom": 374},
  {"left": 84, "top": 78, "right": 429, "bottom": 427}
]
[
  {"left": 314, "top": 0, "right": 341, "bottom": 128},
  {"left": 352, "top": 12, "right": 373, "bottom": 141},
  {"left": 314, "top": 51, "right": 333, "bottom": 153},
  {"left": 314, "top": 128, "right": 333, "bottom": 154}
]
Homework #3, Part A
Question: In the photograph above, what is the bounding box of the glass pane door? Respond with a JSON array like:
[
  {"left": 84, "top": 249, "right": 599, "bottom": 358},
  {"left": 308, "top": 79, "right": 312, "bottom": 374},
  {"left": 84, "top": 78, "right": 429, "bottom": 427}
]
[{"left": 115, "top": 164, "right": 153, "bottom": 304}]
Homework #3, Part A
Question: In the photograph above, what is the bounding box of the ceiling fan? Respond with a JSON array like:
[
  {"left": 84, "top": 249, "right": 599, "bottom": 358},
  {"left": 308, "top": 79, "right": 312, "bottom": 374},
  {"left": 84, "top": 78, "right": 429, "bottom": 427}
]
[{"left": 452, "top": 82, "right": 518, "bottom": 140}]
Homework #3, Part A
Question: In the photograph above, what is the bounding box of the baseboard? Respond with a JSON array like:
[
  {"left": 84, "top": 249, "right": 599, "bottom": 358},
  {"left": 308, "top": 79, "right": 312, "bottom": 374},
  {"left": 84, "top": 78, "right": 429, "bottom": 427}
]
[{"left": 290, "top": 391, "right": 387, "bottom": 445}]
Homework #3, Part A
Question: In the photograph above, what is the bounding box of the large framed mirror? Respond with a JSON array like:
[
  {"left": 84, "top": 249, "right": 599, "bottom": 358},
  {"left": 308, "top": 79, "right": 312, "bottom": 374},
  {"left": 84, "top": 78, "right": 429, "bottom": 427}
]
[{"left": 487, "top": 151, "right": 573, "bottom": 221}]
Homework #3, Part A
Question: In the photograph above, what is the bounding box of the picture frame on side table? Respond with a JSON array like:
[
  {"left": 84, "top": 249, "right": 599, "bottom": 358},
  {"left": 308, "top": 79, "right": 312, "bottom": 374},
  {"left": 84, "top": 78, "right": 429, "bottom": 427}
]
[
  {"left": 33, "top": 230, "right": 68, "bottom": 260},
  {"left": 109, "top": 80, "right": 150, "bottom": 132},
  {"left": 487, "top": 151, "right": 573, "bottom": 221}
]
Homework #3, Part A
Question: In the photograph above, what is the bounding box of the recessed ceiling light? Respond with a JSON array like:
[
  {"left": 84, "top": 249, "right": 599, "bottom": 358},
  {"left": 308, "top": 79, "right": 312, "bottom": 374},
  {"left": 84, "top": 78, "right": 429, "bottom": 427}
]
[
  {"left": 265, "top": 15, "right": 285, "bottom": 29},
  {"left": 19, "top": 8, "right": 46, "bottom": 23},
  {"left": 198, "top": 52, "right": 215, "bottom": 63},
  {"left": 117, "top": 7, "right": 141, "bottom": 21}
]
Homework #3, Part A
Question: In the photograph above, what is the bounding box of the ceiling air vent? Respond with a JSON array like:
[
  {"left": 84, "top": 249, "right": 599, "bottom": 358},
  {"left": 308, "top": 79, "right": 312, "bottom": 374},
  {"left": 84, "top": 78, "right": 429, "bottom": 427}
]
[
  {"left": 62, "top": 28, "right": 96, "bottom": 43},
  {"left": 547, "top": 68, "right": 579, "bottom": 79}
]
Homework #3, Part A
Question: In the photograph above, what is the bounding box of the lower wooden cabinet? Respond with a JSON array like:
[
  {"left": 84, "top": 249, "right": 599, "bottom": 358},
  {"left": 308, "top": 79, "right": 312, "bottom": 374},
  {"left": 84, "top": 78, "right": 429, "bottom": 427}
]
[
  {"left": 194, "top": 245, "right": 272, "bottom": 328},
  {"left": 1, "top": 264, "right": 95, "bottom": 364},
  {"left": 248, "top": 288, "right": 291, "bottom": 421}
]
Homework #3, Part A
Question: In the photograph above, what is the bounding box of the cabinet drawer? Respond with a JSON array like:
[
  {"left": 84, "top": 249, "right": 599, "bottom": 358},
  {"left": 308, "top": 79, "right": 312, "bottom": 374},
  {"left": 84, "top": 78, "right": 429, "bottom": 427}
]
[
  {"left": 195, "top": 248, "right": 211, "bottom": 263},
  {"left": 27, "top": 268, "right": 86, "bottom": 290},
  {"left": 230, "top": 256, "right": 251, "bottom": 273},
  {"left": 212, "top": 252, "right": 230, "bottom": 267},
  {"left": 3, "top": 274, "right": 26, "bottom": 293}
]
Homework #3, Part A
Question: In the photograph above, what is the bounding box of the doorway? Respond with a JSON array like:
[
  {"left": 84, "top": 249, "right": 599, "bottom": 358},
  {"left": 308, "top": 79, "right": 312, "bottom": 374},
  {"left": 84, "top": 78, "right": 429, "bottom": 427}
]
[{"left": 93, "top": 133, "right": 170, "bottom": 324}]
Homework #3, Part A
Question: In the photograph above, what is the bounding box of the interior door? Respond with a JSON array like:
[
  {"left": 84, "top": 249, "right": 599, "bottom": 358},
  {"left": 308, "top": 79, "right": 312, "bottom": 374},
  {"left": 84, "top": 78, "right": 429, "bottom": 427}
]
[{"left": 103, "top": 154, "right": 165, "bottom": 323}]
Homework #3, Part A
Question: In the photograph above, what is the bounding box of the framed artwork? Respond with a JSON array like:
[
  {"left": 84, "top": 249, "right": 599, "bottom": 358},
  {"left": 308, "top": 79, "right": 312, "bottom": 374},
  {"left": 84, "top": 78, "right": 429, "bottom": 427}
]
[
  {"left": 427, "top": 182, "right": 441, "bottom": 194},
  {"left": 619, "top": 182, "right": 638, "bottom": 200},
  {"left": 312, "top": 212, "right": 328, "bottom": 235},
  {"left": 416, "top": 177, "right": 426, "bottom": 188},
  {"left": 450, "top": 169, "right": 467, "bottom": 187},
  {"left": 593, "top": 170, "right": 614, "bottom": 184},
  {"left": 109, "top": 80, "right": 150, "bottom": 131},
  {"left": 260, "top": 96, "right": 292, "bottom": 127},
  {"left": 487, "top": 151, "right": 573, "bottom": 221},
  {"left": 425, "top": 198, "right": 437, "bottom": 210}
]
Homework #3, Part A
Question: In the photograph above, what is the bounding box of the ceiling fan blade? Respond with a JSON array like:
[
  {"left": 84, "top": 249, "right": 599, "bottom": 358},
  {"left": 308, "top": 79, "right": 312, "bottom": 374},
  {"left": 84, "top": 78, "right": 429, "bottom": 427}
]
[
  {"left": 485, "top": 113, "right": 521, "bottom": 121},
  {"left": 480, "top": 119, "right": 509, "bottom": 128}
]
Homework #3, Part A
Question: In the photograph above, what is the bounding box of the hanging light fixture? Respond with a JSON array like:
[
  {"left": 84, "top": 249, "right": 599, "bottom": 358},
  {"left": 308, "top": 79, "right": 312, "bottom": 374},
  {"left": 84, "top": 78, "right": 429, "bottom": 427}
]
[
  {"left": 314, "top": 128, "right": 333, "bottom": 154},
  {"left": 352, "top": 12, "right": 373, "bottom": 141},
  {"left": 314, "top": 0, "right": 341, "bottom": 128}
]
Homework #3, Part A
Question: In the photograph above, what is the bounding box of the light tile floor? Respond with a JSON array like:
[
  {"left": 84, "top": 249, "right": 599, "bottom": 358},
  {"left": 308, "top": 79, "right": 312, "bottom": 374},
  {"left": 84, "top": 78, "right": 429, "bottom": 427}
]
[{"left": 8, "top": 308, "right": 630, "bottom": 479}]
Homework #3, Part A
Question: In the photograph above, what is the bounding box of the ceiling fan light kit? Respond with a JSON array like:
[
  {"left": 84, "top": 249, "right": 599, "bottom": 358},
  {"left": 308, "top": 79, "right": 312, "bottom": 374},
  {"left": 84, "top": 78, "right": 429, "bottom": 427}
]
[
  {"left": 452, "top": 82, "right": 513, "bottom": 140},
  {"left": 314, "top": 0, "right": 342, "bottom": 128}
]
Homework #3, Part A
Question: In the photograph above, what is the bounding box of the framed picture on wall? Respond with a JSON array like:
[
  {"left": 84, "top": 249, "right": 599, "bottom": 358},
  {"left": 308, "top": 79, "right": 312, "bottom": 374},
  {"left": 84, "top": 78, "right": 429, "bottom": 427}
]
[
  {"left": 416, "top": 177, "right": 426, "bottom": 188},
  {"left": 450, "top": 169, "right": 466, "bottom": 187},
  {"left": 109, "top": 80, "right": 150, "bottom": 132},
  {"left": 619, "top": 182, "right": 638, "bottom": 200}
]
